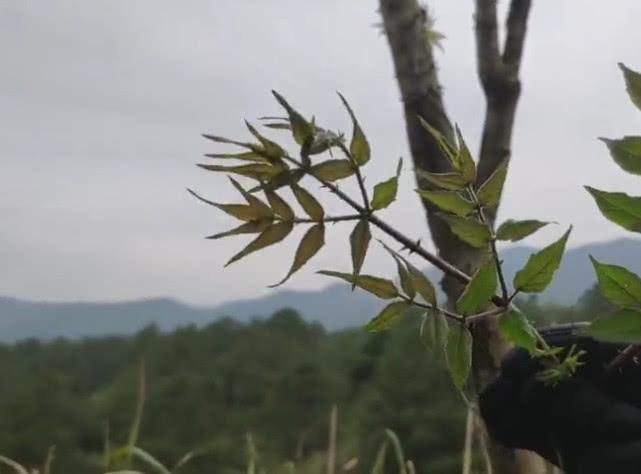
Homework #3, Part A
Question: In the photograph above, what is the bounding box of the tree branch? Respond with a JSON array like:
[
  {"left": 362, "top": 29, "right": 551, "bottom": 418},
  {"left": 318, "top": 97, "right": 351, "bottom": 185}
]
[
  {"left": 503, "top": 0, "right": 532, "bottom": 76},
  {"left": 475, "top": 0, "right": 502, "bottom": 93}
]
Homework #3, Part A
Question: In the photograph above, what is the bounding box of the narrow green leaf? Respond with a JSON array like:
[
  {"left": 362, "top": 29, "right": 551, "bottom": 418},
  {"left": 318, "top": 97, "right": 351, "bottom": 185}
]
[
  {"left": 204, "top": 151, "right": 269, "bottom": 163},
  {"left": 439, "top": 215, "right": 492, "bottom": 248},
  {"left": 418, "top": 117, "right": 459, "bottom": 169},
  {"left": 590, "top": 256, "right": 641, "bottom": 309},
  {"left": 291, "top": 184, "right": 324, "bottom": 221},
  {"left": 309, "top": 159, "right": 355, "bottom": 182},
  {"left": 338, "top": 93, "right": 371, "bottom": 166},
  {"left": 513, "top": 227, "right": 572, "bottom": 293},
  {"left": 370, "top": 440, "right": 389, "bottom": 474},
  {"left": 366, "top": 301, "right": 410, "bottom": 332},
  {"left": 271, "top": 91, "right": 315, "bottom": 145},
  {"left": 264, "top": 189, "right": 294, "bottom": 221},
  {"left": 244, "top": 120, "right": 285, "bottom": 160},
  {"left": 197, "top": 163, "right": 281, "bottom": 181},
  {"left": 206, "top": 220, "right": 272, "bottom": 240},
  {"left": 600, "top": 136, "right": 641, "bottom": 175},
  {"left": 370, "top": 159, "right": 402, "bottom": 210},
  {"left": 350, "top": 220, "right": 371, "bottom": 284},
  {"left": 405, "top": 263, "right": 437, "bottom": 305},
  {"left": 202, "top": 133, "right": 253, "bottom": 149},
  {"left": 420, "top": 309, "right": 449, "bottom": 360},
  {"left": 477, "top": 160, "right": 508, "bottom": 208},
  {"left": 583, "top": 310, "right": 641, "bottom": 343},
  {"left": 619, "top": 63, "right": 641, "bottom": 112},
  {"left": 251, "top": 168, "right": 302, "bottom": 193},
  {"left": 381, "top": 244, "right": 415, "bottom": 299},
  {"left": 229, "top": 177, "right": 273, "bottom": 219},
  {"left": 271, "top": 224, "right": 325, "bottom": 287},
  {"left": 456, "top": 260, "right": 497, "bottom": 315},
  {"left": 446, "top": 324, "right": 472, "bottom": 390},
  {"left": 498, "top": 309, "right": 538, "bottom": 353},
  {"left": 226, "top": 221, "right": 293, "bottom": 266},
  {"left": 126, "top": 446, "right": 171, "bottom": 474},
  {"left": 187, "top": 188, "right": 265, "bottom": 222},
  {"left": 417, "top": 190, "right": 475, "bottom": 216},
  {"left": 496, "top": 219, "right": 549, "bottom": 242},
  {"left": 318, "top": 271, "right": 399, "bottom": 299},
  {"left": 416, "top": 170, "right": 467, "bottom": 191},
  {"left": 379, "top": 241, "right": 434, "bottom": 304},
  {"left": 455, "top": 124, "right": 476, "bottom": 183},
  {"left": 585, "top": 186, "right": 641, "bottom": 232}
]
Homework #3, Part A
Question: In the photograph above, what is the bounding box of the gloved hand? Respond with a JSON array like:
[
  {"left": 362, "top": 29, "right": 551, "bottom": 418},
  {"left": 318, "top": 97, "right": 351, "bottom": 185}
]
[{"left": 478, "top": 327, "right": 641, "bottom": 474}]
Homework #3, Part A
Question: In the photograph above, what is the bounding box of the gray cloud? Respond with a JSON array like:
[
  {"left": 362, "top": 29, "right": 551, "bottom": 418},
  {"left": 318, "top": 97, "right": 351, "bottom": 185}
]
[{"left": 1, "top": 0, "right": 641, "bottom": 304}]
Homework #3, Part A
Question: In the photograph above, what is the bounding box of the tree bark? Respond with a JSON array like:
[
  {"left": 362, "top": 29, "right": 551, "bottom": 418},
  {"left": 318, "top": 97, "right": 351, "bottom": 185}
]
[{"left": 379, "top": 0, "right": 545, "bottom": 472}]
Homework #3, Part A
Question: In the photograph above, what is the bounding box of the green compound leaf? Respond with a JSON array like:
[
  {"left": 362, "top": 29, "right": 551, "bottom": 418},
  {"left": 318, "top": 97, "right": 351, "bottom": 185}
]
[
  {"left": 513, "top": 227, "right": 571, "bottom": 293},
  {"left": 309, "top": 159, "right": 355, "bottom": 182},
  {"left": 416, "top": 170, "right": 467, "bottom": 191},
  {"left": 225, "top": 221, "right": 293, "bottom": 267},
  {"left": 206, "top": 220, "right": 272, "bottom": 240},
  {"left": 619, "top": 63, "right": 641, "bottom": 112},
  {"left": 590, "top": 256, "right": 641, "bottom": 309},
  {"left": 456, "top": 260, "right": 497, "bottom": 316},
  {"left": 381, "top": 243, "right": 416, "bottom": 300},
  {"left": 439, "top": 215, "right": 492, "bottom": 248},
  {"left": 600, "top": 136, "right": 641, "bottom": 176},
  {"left": 318, "top": 271, "right": 399, "bottom": 299},
  {"left": 498, "top": 309, "right": 538, "bottom": 353},
  {"left": 271, "top": 91, "right": 315, "bottom": 145},
  {"left": 585, "top": 186, "right": 641, "bottom": 233},
  {"left": 446, "top": 323, "right": 472, "bottom": 390},
  {"left": 477, "top": 160, "right": 508, "bottom": 208},
  {"left": 455, "top": 124, "right": 476, "bottom": 184},
  {"left": 338, "top": 93, "right": 371, "bottom": 166},
  {"left": 583, "top": 310, "right": 641, "bottom": 344},
  {"left": 366, "top": 301, "right": 411, "bottom": 332},
  {"left": 420, "top": 309, "right": 449, "bottom": 361},
  {"left": 417, "top": 190, "right": 475, "bottom": 216},
  {"left": 418, "top": 117, "right": 459, "bottom": 169},
  {"left": 271, "top": 224, "right": 325, "bottom": 287},
  {"left": 350, "top": 219, "right": 371, "bottom": 284},
  {"left": 370, "top": 159, "right": 403, "bottom": 210},
  {"left": 496, "top": 219, "right": 549, "bottom": 242},
  {"left": 291, "top": 184, "right": 324, "bottom": 221},
  {"left": 244, "top": 121, "right": 285, "bottom": 160}
]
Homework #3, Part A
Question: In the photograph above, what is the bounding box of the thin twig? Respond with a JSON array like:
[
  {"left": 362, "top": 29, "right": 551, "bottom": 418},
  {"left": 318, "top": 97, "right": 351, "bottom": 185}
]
[
  {"left": 339, "top": 142, "right": 370, "bottom": 211},
  {"left": 282, "top": 154, "right": 479, "bottom": 289},
  {"left": 466, "top": 185, "right": 510, "bottom": 303},
  {"left": 293, "top": 214, "right": 361, "bottom": 224},
  {"left": 465, "top": 307, "right": 507, "bottom": 325},
  {"left": 404, "top": 297, "right": 464, "bottom": 323}
]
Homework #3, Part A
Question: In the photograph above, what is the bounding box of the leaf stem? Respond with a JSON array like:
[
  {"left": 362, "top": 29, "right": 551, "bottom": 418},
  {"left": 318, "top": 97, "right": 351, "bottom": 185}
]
[
  {"left": 282, "top": 155, "right": 480, "bottom": 291},
  {"left": 466, "top": 185, "right": 510, "bottom": 303},
  {"left": 292, "top": 214, "right": 361, "bottom": 224},
  {"left": 402, "top": 296, "right": 464, "bottom": 323},
  {"left": 465, "top": 307, "right": 507, "bottom": 325},
  {"left": 339, "top": 142, "right": 371, "bottom": 211}
]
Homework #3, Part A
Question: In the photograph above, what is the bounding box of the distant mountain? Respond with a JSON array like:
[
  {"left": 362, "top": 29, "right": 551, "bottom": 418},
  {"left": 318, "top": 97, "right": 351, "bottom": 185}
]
[
  {"left": 0, "top": 284, "right": 384, "bottom": 342},
  {"left": 1, "top": 238, "right": 639, "bottom": 341}
]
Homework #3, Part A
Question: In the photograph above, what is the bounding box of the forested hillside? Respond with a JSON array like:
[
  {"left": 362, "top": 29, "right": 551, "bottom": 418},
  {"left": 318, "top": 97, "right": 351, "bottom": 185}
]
[{"left": 0, "top": 287, "right": 609, "bottom": 473}]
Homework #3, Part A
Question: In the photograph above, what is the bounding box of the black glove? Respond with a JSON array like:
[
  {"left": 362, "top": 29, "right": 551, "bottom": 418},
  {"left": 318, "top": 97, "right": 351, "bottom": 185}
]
[{"left": 479, "top": 326, "right": 641, "bottom": 474}]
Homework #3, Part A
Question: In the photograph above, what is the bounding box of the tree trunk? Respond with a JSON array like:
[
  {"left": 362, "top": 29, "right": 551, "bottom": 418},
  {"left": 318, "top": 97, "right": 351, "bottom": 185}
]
[{"left": 379, "top": 0, "right": 546, "bottom": 472}]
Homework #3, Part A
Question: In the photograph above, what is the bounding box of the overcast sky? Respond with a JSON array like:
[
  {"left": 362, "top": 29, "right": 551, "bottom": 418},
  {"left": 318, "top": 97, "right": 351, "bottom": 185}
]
[{"left": 1, "top": 1, "right": 641, "bottom": 305}]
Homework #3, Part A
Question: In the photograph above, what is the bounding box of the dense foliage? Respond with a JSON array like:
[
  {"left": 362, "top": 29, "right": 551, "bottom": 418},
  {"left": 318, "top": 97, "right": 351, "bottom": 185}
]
[{"left": 0, "top": 290, "right": 607, "bottom": 473}]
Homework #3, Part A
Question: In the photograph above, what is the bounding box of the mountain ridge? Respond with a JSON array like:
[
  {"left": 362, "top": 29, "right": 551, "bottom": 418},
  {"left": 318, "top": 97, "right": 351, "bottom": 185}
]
[{"left": 1, "top": 238, "right": 639, "bottom": 341}]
